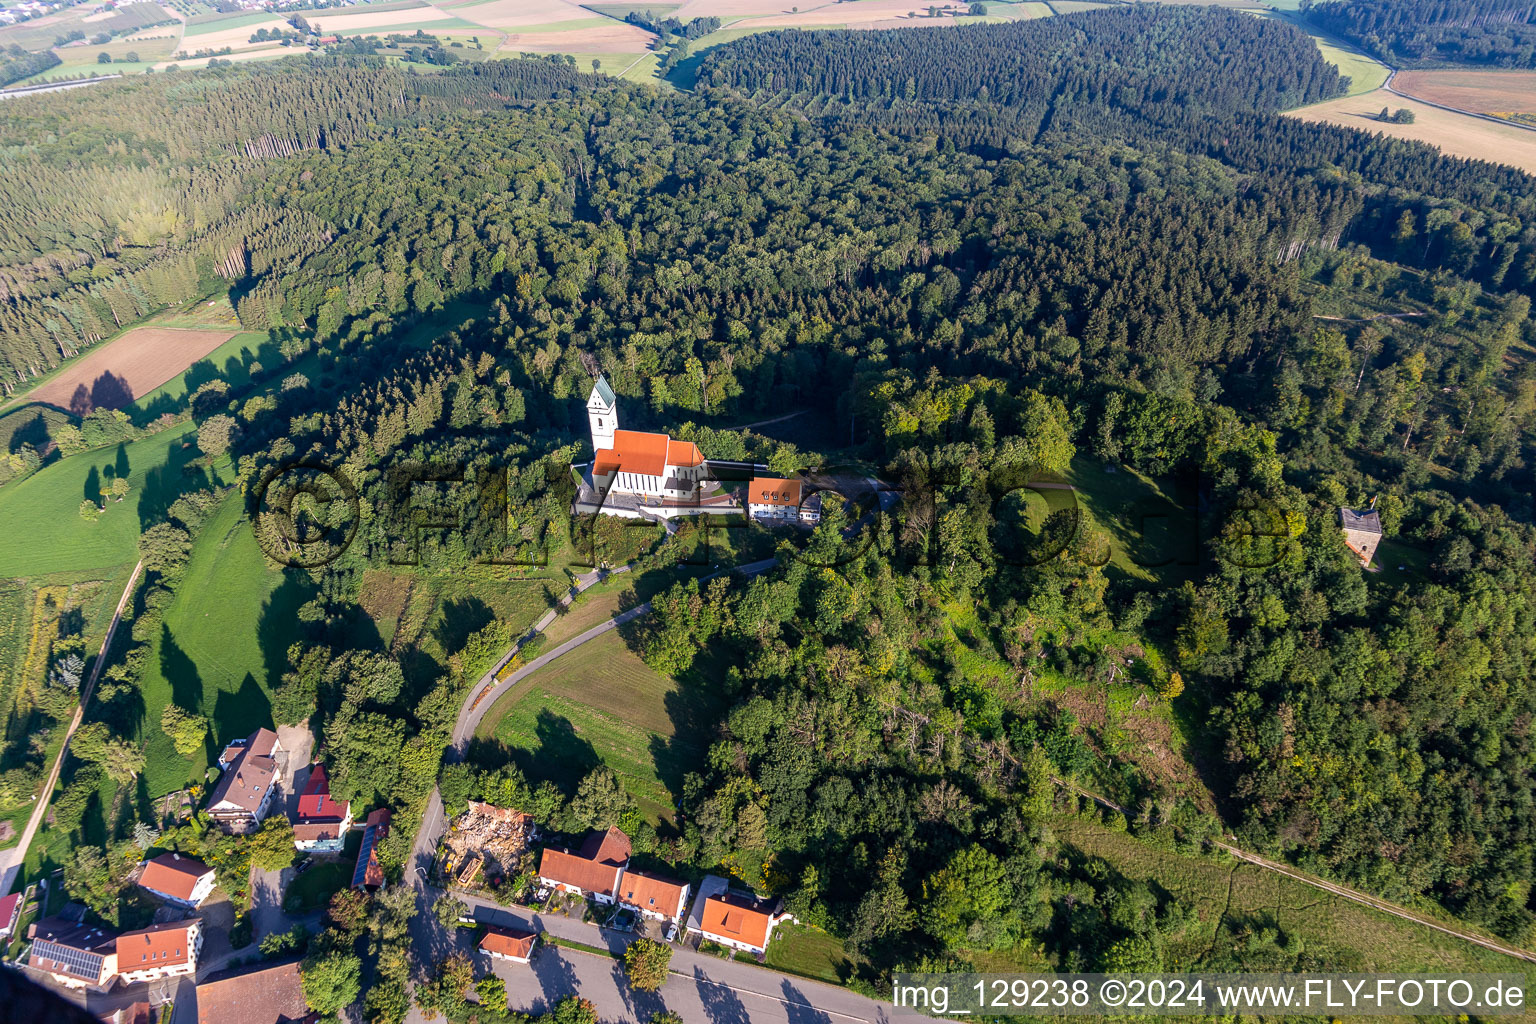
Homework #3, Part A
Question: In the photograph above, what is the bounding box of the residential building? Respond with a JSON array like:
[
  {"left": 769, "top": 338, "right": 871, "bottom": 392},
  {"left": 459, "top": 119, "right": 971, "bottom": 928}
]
[
  {"left": 351, "top": 808, "right": 390, "bottom": 891},
  {"left": 616, "top": 870, "right": 689, "bottom": 923},
  {"left": 26, "top": 917, "right": 118, "bottom": 990},
  {"left": 291, "top": 763, "right": 352, "bottom": 853},
  {"left": 537, "top": 826, "right": 630, "bottom": 903},
  {"left": 115, "top": 919, "right": 202, "bottom": 984},
  {"left": 747, "top": 476, "right": 821, "bottom": 524},
  {"left": 196, "top": 958, "right": 318, "bottom": 1024},
  {"left": 208, "top": 728, "right": 284, "bottom": 834},
  {"left": 99, "top": 1004, "right": 153, "bottom": 1024},
  {"left": 478, "top": 924, "right": 537, "bottom": 965},
  {"left": 0, "top": 891, "right": 22, "bottom": 939},
  {"left": 137, "top": 852, "right": 216, "bottom": 907},
  {"left": 696, "top": 892, "right": 787, "bottom": 955},
  {"left": 1340, "top": 506, "right": 1383, "bottom": 568}
]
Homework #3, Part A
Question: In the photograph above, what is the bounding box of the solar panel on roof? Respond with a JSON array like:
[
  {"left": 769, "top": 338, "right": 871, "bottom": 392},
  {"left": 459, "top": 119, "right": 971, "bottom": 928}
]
[
  {"left": 32, "top": 938, "right": 104, "bottom": 978},
  {"left": 352, "top": 825, "right": 379, "bottom": 888}
]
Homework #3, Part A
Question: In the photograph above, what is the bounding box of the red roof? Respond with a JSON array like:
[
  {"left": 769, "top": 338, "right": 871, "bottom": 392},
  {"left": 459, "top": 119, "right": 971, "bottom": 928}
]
[
  {"left": 700, "top": 894, "right": 774, "bottom": 949},
  {"left": 296, "top": 763, "right": 349, "bottom": 823},
  {"left": 138, "top": 853, "right": 213, "bottom": 902},
  {"left": 117, "top": 920, "right": 197, "bottom": 971},
  {"left": 617, "top": 870, "right": 687, "bottom": 916},
  {"left": 196, "top": 959, "right": 317, "bottom": 1024},
  {"left": 539, "top": 827, "right": 630, "bottom": 895},
  {"left": 479, "top": 924, "right": 537, "bottom": 959},
  {"left": 600, "top": 429, "right": 702, "bottom": 478},
  {"left": 0, "top": 892, "right": 21, "bottom": 933},
  {"left": 749, "top": 477, "right": 803, "bottom": 508}
]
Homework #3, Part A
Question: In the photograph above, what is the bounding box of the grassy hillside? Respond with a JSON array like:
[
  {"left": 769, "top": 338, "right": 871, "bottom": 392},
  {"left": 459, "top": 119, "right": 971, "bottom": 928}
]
[
  {"left": 136, "top": 491, "right": 304, "bottom": 795},
  {"left": 0, "top": 422, "right": 203, "bottom": 578}
]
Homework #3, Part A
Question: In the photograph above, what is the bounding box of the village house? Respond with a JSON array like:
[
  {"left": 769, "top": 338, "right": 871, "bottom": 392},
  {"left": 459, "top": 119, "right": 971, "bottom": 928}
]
[
  {"left": 616, "top": 869, "right": 690, "bottom": 925},
  {"left": 115, "top": 919, "right": 202, "bottom": 985},
  {"left": 196, "top": 958, "right": 318, "bottom": 1024},
  {"left": 26, "top": 916, "right": 118, "bottom": 990},
  {"left": 291, "top": 762, "right": 352, "bottom": 853},
  {"left": 478, "top": 924, "right": 538, "bottom": 965},
  {"left": 351, "top": 808, "right": 390, "bottom": 891},
  {"left": 137, "top": 852, "right": 216, "bottom": 908},
  {"left": 686, "top": 875, "right": 790, "bottom": 955},
  {"left": 537, "top": 826, "right": 630, "bottom": 903},
  {"left": 1340, "top": 505, "right": 1383, "bottom": 569},
  {"left": 207, "top": 728, "right": 284, "bottom": 834},
  {"left": 99, "top": 1003, "right": 154, "bottom": 1024},
  {"left": 746, "top": 476, "right": 821, "bottom": 524},
  {"left": 0, "top": 891, "right": 21, "bottom": 940}
]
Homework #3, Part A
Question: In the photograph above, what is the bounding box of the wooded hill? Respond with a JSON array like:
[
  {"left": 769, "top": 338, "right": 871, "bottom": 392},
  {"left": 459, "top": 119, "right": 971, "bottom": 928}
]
[{"left": 1305, "top": 0, "right": 1536, "bottom": 68}]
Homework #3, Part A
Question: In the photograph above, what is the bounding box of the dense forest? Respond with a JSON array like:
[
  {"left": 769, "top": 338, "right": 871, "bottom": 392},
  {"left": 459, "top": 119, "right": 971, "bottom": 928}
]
[
  {"left": 5, "top": 5, "right": 1536, "bottom": 1007},
  {"left": 0, "top": 45, "right": 59, "bottom": 88},
  {"left": 1305, "top": 0, "right": 1536, "bottom": 67}
]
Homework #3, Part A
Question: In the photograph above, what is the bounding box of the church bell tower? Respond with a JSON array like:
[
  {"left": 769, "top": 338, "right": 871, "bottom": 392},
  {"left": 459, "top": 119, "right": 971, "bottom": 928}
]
[{"left": 587, "top": 375, "right": 618, "bottom": 452}]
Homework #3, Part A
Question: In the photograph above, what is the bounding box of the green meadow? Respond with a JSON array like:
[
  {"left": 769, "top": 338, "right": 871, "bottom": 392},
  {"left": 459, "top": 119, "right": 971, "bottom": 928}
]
[
  {"left": 136, "top": 491, "right": 303, "bottom": 796},
  {"left": 0, "top": 422, "right": 208, "bottom": 579}
]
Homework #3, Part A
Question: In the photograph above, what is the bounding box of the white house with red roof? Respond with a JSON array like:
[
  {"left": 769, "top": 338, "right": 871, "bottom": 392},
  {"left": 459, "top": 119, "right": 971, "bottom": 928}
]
[
  {"left": 291, "top": 763, "right": 352, "bottom": 853},
  {"left": 137, "top": 852, "right": 216, "bottom": 907}
]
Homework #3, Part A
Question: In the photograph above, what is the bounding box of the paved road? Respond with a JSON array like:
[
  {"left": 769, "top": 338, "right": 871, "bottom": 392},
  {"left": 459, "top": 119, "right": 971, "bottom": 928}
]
[
  {"left": 0, "top": 560, "right": 144, "bottom": 895},
  {"left": 405, "top": 890, "right": 895, "bottom": 1024}
]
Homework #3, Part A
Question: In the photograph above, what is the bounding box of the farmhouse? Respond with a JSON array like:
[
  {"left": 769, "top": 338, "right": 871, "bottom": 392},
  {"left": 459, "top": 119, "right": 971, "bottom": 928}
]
[
  {"left": 479, "top": 924, "right": 538, "bottom": 965},
  {"left": 196, "top": 958, "right": 318, "bottom": 1024},
  {"left": 538, "top": 826, "right": 630, "bottom": 903},
  {"left": 208, "top": 727, "right": 284, "bottom": 834},
  {"left": 0, "top": 891, "right": 21, "bottom": 940},
  {"left": 616, "top": 869, "right": 690, "bottom": 924},
  {"left": 291, "top": 762, "right": 352, "bottom": 853},
  {"left": 137, "top": 852, "right": 216, "bottom": 907},
  {"left": 115, "top": 919, "right": 203, "bottom": 984},
  {"left": 27, "top": 917, "right": 118, "bottom": 990},
  {"left": 1340, "top": 506, "right": 1383, "bottom": 569}
]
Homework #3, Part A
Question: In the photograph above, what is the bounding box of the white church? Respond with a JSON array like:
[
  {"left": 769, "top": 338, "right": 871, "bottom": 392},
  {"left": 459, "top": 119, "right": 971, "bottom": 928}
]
[{"left": 579, "top": 376, "right": 819, "bottom": 524}]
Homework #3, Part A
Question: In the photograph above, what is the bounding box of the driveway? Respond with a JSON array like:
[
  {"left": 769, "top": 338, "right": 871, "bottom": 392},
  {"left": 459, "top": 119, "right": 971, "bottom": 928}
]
[{"left": 248, "top": 723, "right": 316, "bottom": 943}]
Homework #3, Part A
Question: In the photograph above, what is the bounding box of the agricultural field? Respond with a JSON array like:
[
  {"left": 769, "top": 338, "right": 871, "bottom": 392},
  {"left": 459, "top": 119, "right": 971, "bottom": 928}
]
[
  {"left": 175, "top": 10, "right": 289, "bottom": 53},
  {"left": 475, "top": 628, "right": 731, "bottom": 824},
  {"left": 0, "top": 1, "right": 174, "bottom": 50},
  {"left": 1286, "top": 89, "right": 1536, "bottom": 175},
  {"left": 26, "top": 327, "right": 235, "bottom": 416},
  {"left": 1055, "top": 814, "right": 1534, "bottom": 977},
  {"left": 135, "top": 491, "right": 297, "bottom": 796},
  {"left": 1394, "top": 68, "right": 1536, "bottom": 123},
  {"left": 128, "top": 330, "right": 273, "bottom": 422}
]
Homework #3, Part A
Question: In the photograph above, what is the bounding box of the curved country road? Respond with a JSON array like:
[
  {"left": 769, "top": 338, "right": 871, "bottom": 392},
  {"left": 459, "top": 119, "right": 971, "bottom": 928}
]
[{"left": 0, "top": 560, "right": 144, "bottom": 896}]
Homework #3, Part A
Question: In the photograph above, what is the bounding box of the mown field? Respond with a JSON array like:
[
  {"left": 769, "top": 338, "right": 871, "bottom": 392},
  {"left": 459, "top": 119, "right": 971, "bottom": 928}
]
[
  {"left": 1286, "top": 90, "right": 1536, "bottom": 175},
  {"left": 1055, "top": 814, "right": 1534, "bottom": 978},
  {"left": 0, "top": 421, "right": 201, "bottom": 579},
  {"left": 475, "top": 627, "right": 731, "bottom": 823},
  {"left": 135, "top": 490, "right": 297, "bottom": 796}
]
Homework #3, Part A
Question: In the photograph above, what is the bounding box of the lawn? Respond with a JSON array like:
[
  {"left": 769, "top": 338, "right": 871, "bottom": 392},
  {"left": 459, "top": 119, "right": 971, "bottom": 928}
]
[
  {"left": 283, "top": 860, "right": 352, "bottom": 913},
  {"left": 1054, "top": 814, "right": 1533, "bottom": 975},
  {"left": 137, "top": 491, "right": 307, "bottom": 796},
  {"left": 475, "top": 629, "right": 730, "bottom": 823},
  {"left": 764, "top": 922, "right": 859, "bottom": 984},
  {"left": 0, "top": 421, "right": 209, "bottom": 578},
  {"left": 1061, "top": 455, "right": 1200, "bottom": 585}
]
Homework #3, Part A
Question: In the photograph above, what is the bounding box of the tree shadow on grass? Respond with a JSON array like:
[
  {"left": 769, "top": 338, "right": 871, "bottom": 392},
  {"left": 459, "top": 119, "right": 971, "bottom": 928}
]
[
  {"left": 159, "top": 624, "right": 203, "bottom": 717},
  {"left": 6, "top": 411, "right": 54, "bottom": 453},
  {"left": 212, "top": 672, "right": 274, "bottom": 746},
  {"left": 136, "top": 435, "right": 212, "bottom": 527},
  {"left": 432, "top": 597, "right": 495, "bottom": 658},
  {"left": 255, "top": 572, "right": 318, "bottom": 693},
  {"left": 469, "top": 710, "right": 601, "bottom": 798},
  {"left": 651, "top": 645, "right": 736, "bottom": 809}
]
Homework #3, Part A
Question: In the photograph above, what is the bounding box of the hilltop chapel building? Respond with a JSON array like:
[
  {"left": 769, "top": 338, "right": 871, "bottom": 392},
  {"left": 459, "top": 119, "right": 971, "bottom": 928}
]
[{"left": 578, "top": 375, "right": 820, "bottom": 525}]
